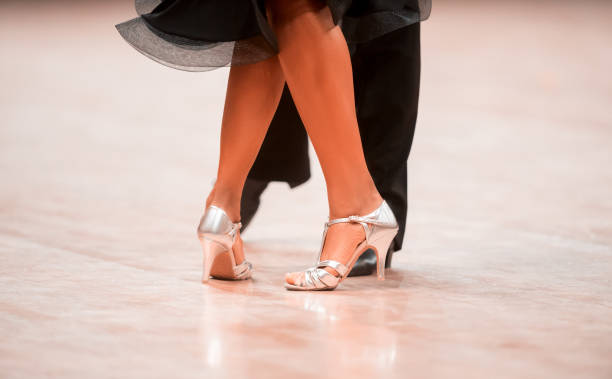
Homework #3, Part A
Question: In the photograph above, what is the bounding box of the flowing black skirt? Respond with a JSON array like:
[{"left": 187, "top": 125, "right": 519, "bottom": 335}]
[{"left": 116, "top": 0, "right": 431, "bottom": 71}]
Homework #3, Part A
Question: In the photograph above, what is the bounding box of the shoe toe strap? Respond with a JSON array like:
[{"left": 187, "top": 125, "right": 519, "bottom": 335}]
[
  {"left": 317, "top": 260, "right": 349, "bottom": 278},
  {"left": 300, "top": 267, "right": 339, "bottom": 289}
]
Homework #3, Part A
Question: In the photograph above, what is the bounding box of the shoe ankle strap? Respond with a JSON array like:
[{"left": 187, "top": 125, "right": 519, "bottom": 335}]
[
  {"left": 229, "top": 222, "right": 242, "bottom": 239},
  {"left": 326, "top": 215, "right": 395, "bottom": 228}
]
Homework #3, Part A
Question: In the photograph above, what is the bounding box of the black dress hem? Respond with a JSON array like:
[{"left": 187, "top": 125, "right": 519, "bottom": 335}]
[{"left": 116, "top": 0, "right": 430, "bottom": 72}]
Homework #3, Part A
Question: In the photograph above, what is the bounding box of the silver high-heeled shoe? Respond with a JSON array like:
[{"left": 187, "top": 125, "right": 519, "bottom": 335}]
[
  {"left": 198, "top": 205, "right": 252, "bottom": 282},
  {"left": 285, "top": 200, "right": 399, "bottom": 291}
]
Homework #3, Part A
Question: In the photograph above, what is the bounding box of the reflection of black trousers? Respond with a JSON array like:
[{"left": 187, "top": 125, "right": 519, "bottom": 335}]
[{"left": 247, "top": 23, "right": 421, "bottom": 252}]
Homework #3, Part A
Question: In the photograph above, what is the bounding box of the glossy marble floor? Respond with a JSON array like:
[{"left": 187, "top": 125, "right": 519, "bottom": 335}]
[{"left": 1, "top": 1, "right": 611, "bottom": 378}]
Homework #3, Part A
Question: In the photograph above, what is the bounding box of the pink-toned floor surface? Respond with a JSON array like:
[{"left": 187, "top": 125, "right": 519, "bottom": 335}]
[{"left": 1, "top": 1, "right": 611, "bottom": 378}]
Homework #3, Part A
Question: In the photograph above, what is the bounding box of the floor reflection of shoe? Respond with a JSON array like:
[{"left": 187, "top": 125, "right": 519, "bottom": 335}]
[
  {"left": 285, "top": 200, "right": 399, "bottom": 291},
  {"left": 239, "top": 178, "right": 269, "bottom": 232},
  {"left": 198, "top": 205, "right": 252, "bottom": 282}
]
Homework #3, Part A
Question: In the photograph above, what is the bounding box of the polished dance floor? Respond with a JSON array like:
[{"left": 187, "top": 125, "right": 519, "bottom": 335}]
[{"left": 1, "top": 1, "right": 611, "bottom": 378}]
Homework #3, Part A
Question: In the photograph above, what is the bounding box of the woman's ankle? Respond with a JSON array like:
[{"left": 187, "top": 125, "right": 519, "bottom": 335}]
[
  {"left": 207, "top": 186, "right": 242, "bottom": 222},
  {"left": 328, "top": 189, "right": 383, "bottom": 219}
]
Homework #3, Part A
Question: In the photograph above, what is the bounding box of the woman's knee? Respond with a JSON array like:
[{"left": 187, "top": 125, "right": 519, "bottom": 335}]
[{"left": 265, "top": 0, "right": 326, "bottom": 27}]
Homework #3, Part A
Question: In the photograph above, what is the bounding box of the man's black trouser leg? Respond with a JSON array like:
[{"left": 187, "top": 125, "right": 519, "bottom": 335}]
[{"left": 352, "top": 23, "right": 421, "bottom": 254}]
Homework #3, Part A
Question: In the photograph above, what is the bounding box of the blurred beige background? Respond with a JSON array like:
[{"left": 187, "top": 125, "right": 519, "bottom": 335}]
[{"left": 1, "top": 1, "right": 611, "bottom": 378}]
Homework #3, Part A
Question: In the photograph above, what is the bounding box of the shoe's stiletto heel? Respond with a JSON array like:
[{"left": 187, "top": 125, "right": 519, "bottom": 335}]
[
  {"left": 368, "top": 226, "right": 398, "bottom": 281},
  {"left": 285, "top": 200, "right": 399, "bottom": 291},
  {"left": 198, "top": 205, "right": 252, "bottom": 282},
  {"left": 200, "top": 238, "right": 230, "bottom": 283}
]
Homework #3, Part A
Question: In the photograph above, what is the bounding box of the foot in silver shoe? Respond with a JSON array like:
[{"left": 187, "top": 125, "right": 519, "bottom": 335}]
[
  {"left": 285, "top": 200, "right": 398, "bottom": 291},
  {"left": 198, "top": 205, "right": 253, "bottom": 282}
]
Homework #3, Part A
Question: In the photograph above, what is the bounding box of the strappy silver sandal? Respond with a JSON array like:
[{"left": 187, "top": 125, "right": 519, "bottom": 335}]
[
  {"left": 198, "top": 205, "right": 252, "bottom": 282},
  {"left": 285, "top": 200, "right": 399, "bottom": 291}
]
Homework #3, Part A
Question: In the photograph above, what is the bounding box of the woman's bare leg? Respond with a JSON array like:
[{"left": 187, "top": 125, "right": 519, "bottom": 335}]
[
  {"left": 266, "top": 0, "right": 384, "bottom": 281},
  {"left": 207, "top": 56, "right": 285, "bottom": 263}
]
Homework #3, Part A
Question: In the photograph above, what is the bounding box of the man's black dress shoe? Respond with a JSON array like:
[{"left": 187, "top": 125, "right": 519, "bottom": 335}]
[{"left": 347, "top": 241, "right": 395, "bottom": 277}]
